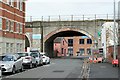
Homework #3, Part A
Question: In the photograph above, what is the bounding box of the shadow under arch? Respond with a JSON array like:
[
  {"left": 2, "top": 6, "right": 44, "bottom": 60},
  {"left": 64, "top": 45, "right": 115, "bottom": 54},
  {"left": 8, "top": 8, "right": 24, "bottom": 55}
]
[
  {"left": 44, "top": 28, "right": 94, "bottom": 58},
  {"left": 25, "top": 35, "right": 30, "bottom": 52}
]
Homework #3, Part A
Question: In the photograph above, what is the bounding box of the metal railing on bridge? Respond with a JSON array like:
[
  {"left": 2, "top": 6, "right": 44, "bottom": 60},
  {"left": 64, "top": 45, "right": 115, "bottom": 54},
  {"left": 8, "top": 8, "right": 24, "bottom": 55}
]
[{"left": 26, "top": 14, "right": 119, "bottom": 22}]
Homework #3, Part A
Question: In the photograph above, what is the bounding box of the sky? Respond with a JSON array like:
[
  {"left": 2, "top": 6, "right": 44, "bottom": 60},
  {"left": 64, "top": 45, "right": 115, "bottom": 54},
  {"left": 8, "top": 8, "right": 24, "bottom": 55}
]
[{"left": 25, "top": 0, "right": 120, "bottom": 21}]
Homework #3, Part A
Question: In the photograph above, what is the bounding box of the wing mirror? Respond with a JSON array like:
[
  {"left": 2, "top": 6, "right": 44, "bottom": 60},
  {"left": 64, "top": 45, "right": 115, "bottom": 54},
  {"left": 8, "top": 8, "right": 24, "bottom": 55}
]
[{"left": 14, "top": 59, "right": 17, "bottom": 61}]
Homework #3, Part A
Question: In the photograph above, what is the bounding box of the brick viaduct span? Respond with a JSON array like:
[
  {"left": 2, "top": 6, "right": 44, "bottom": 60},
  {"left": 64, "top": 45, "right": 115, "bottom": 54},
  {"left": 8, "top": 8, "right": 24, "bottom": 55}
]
[{"left": 25, "top": 19, "right": 114, "bottom": 57}]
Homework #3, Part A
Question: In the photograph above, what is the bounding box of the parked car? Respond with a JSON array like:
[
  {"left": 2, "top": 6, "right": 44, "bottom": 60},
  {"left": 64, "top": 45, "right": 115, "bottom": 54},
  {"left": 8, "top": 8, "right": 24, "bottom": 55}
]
[
  {"left": 112, "top": 59, "right": 119, "bottom": 67},
  {"left": 40, "top": 52, "right": 50, "bottom": 65},
  {"left": 0, "top": 54, "right": 23, "bottom": 74},
  {"left": 30, "top": 52, "right": 43, "bottom": 66},
  {"left": 16, "top": 52, "right": 37, "bottom": 68},
  {"left": 97, "top": 57, "right": 103, "bottom": 63}
]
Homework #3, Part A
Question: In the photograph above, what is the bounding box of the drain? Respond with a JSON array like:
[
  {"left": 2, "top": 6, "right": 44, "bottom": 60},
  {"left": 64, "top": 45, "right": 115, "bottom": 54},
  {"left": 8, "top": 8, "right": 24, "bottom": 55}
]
[{"left": 53, "top": 70, "right": 64, "bottom": 72}]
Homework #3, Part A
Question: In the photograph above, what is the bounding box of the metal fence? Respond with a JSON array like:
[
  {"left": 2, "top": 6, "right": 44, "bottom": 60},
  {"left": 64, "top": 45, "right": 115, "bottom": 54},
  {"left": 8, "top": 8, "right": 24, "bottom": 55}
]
[{"left": 25, "top": 14, "right": 119, "bottom": 22}]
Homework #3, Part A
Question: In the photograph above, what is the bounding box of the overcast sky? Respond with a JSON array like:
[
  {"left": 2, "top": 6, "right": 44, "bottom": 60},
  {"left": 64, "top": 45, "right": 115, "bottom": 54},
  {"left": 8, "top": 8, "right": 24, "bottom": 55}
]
[{"left": 26, "top": 0, "right": 120, "bottom": 21}]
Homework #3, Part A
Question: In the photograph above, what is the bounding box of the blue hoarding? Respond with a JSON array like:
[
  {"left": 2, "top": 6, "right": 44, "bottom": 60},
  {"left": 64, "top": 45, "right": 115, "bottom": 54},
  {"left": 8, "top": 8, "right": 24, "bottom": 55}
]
[{"left": 32, "top": 34, "right": 41, "bottom": 39}]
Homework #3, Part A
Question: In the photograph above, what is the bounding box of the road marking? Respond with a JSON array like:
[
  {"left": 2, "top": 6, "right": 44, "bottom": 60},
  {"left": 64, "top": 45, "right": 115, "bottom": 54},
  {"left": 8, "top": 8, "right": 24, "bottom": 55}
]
[{"left": 43, "top": 65, "right": 50, "bottom": 67}]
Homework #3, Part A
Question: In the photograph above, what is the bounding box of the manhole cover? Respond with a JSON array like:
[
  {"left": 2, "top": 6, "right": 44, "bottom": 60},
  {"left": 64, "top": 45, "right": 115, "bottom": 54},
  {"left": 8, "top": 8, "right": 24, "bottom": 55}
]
[{"left": 53, "top": 70, "right": 64, "bottom": 72}]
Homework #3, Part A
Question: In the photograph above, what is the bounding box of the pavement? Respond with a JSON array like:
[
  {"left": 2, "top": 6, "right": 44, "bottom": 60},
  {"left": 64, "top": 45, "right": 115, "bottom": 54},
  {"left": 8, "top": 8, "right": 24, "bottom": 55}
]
[{"left": 89, "top": 62, "right": 120, "bottom": 80}]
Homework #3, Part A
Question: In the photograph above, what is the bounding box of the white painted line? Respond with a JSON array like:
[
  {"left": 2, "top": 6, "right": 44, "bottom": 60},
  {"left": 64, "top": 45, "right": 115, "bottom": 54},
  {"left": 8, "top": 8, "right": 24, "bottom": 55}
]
[{"left": 43, "top": 65, "right": 50, "bottom": 67}]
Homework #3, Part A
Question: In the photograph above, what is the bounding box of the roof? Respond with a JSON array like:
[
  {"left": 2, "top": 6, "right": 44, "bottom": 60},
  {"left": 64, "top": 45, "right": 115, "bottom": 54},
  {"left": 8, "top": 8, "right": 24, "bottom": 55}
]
[{"left": 54, "top": 37, "right": 63, "bottom": 43}]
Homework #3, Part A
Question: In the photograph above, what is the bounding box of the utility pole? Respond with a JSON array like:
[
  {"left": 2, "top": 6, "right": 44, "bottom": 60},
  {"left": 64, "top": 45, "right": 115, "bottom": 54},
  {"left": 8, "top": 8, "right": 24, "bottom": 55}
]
[
  {"left": 113, "top": 0, "right": 116, "bottom": 60},
  {"left": 40, "top": 16, "right": 43, "bottom": 52}
]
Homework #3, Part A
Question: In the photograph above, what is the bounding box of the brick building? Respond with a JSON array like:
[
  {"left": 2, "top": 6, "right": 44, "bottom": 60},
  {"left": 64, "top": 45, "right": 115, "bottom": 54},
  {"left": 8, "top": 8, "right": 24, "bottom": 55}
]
[
  {"left": 54, "top": 37, "right": 68, "bottom": 57},
  {"left": 0, "top": 0, "right": 25, "bottom": 54},
  {"left": 65, "top": 36, "right": 93, "bottom": 56},
  {"left": 54, "top": 36, "right": 93, "bottom": 57}
]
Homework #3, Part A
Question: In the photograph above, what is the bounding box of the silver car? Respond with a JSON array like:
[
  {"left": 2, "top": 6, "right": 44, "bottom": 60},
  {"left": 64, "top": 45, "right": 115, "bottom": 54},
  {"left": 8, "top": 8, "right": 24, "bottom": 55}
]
[
  {"left": 16, "top": 52, "right": 37, "bottom": 68},
  {"left": 0, "top": 54, "right": 23, "bottom": 74},
  {"left": 30, "top": 52, "right": 43, "bottom": 66},
  {"left": 40, "top": 53, "right": 50, "bottom": 65}
]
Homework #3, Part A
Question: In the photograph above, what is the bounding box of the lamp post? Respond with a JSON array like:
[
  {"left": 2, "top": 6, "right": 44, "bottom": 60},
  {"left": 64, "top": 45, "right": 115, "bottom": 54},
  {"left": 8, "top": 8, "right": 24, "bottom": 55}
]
[
  {"left": 113, "top": 0, "right": 116, "bottom": 60},
  {"left": 40, "top": 16, "right": 43, "bottom": 52}
]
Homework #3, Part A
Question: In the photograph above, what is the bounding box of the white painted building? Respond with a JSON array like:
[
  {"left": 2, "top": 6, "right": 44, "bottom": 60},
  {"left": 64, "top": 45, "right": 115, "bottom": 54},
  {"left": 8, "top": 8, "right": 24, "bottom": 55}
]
[{"left": 101, "top": 22, "right": 118, "bottom": 58}]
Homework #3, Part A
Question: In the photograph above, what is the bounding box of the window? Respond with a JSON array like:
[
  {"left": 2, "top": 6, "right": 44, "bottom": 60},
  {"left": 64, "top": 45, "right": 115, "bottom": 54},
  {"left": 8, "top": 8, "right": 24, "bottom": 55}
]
[
  {"left": 16, "top": 43, "right": 19, "bottom": 52},
  {"left": 63, "top": 41, "right": 64, "bottom": 45},
  {"left": 68, "top": 48, "right": 73, "bottom": 56},
  {"left": 61, "top": 48, "right": 64, "bottom": 54},
  {"left": 79, "top": 39, "right": 84, "bottom": 44},
  {"left": 68, "top": 39, "right": 73, "bottom": 46},
  {"left": 87, "top": 49, "right": 91, "bottom": 55},
  {"left": 6, "top": 19, "right": 9, "bottom": 31},
  {"left": 0, "top": 17, "right": 2, "bottom": 30},
  {"left": 8, "top": 0, "right": 12, "bottom": 5},
  {"left": 10, "top": 21, "right": 14, "bottom": 32},
  {"left": 87, "top": 39, "right": 92, "bottom": 44},
  {"left": 11, "top": 0, "right": 14, "bottom": 7},
  {"left": 20, "top": 0, "right": 23, "bottom": 11},
  {"left": 20, "top": 24, "right": 22, "bottom": 33},
  {"left": 6, "top": 43, "right": 9, "bottom": 53},
  {"left": 16, "top": 23, "right": 20, "bottom": 33},
  {"left": 20, "top": 44, "right": 22, "bottom": 51},
  {"left": 9, "top": 20, "right": 11, "bottom": 31},
  {"left": 17, "top": 0, "right": 19, "bottom": 9},
  {"left": 6, "top": 43, "right": 9, "bottom": 47},
  {"left": 10, "top": 43, "right": 13, "bottom": 53},
  {"left": 79, "top": 49, "right": 85, "bottom": 55}
]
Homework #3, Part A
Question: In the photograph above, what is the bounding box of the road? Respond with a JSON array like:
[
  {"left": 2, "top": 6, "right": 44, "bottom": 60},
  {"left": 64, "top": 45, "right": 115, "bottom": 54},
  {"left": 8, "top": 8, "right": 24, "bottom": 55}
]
[
  {"left": 1, "top": 58, "right": 120, "bottom": 80},
  {"left": 2, "top": 59, "right": 83, "bottom": 80}
]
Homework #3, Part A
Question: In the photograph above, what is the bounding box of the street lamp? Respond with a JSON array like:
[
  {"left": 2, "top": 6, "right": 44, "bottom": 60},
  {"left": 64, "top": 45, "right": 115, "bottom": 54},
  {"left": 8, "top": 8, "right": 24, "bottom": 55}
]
[{"left": 113, "top": 0, "right": 117, "bottom": 60}]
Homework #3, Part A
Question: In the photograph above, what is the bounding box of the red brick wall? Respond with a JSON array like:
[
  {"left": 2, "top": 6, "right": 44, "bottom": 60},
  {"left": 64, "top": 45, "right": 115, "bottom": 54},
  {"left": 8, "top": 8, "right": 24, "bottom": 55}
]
[
  {"left": 54, "top": 43, "right": 61, "bottom": 57},
  {"left": 0, "top": 1, "right": 25, "bottom": 40},
  {"left": 64, "top": 36, "right": 93, "bottom": 56},
  {"left": 61, "top": 38, "right": 68, "bottom": 56},
  {"left": 108, "top": 45, "right": 120, "bottom": 64}
]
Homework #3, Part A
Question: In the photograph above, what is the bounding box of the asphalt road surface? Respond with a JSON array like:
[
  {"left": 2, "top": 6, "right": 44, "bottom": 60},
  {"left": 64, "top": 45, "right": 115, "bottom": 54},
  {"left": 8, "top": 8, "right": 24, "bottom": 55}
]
[
  {"left": 89, "top": 62, "right": 119, "bottom": 80},
  {"left": 2, "top": 59, "right": 84, "bottom": 80},
  {"left": 2, "top": 58, "right": 120, "bottom": 80}
]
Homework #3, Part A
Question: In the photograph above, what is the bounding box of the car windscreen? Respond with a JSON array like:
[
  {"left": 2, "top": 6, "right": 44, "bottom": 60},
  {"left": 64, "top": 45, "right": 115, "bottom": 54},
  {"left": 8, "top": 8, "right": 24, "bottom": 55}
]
[
  {"left": 17, "top": 53, "right": 28, "bottom": 57},
  {"left": 30, "top": 53, "right": 38, "bottom": 57},
  {"left": 2, "top": 55, "right": 14, "bottom": 61}
]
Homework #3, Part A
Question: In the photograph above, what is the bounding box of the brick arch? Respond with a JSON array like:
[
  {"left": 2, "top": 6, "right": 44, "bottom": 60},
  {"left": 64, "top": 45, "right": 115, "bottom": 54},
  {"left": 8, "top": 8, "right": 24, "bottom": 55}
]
[
  {"left": 25, "top": 33, "right": 32, "bottom": 48},
  {"left": 44, "top": 27, "right": 95, "bottom": 43}
]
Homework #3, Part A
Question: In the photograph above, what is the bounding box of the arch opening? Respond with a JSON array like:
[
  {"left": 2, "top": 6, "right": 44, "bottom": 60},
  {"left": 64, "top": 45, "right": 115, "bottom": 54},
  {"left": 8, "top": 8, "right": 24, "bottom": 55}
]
[
  {"left": 25, "top": 36, "right": 30, "bottom": 52},
  {"left": 44, "top": 29, "right": 94, "bottom": 58}
]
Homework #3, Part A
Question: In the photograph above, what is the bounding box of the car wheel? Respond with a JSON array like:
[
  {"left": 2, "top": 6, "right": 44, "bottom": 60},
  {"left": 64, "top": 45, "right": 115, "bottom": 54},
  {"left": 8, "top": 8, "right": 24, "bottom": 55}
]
[
  {"left": 20, "top": 65, "right": 23, "bottom": 72},
  {"left": 12, "top": 66, "right": 16, "bottom": 74},
  {"left": 113, "top": 64, "right": 114, "bottom": 67},
  {"left": 29, "top": 63, "right": 33, "bottom": 69},
  {"left": 48, "top": 60, "right": 50, "bottom": 64},
  {"left": 35, "top": 62, "right": 38, "bottom": 67}
]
